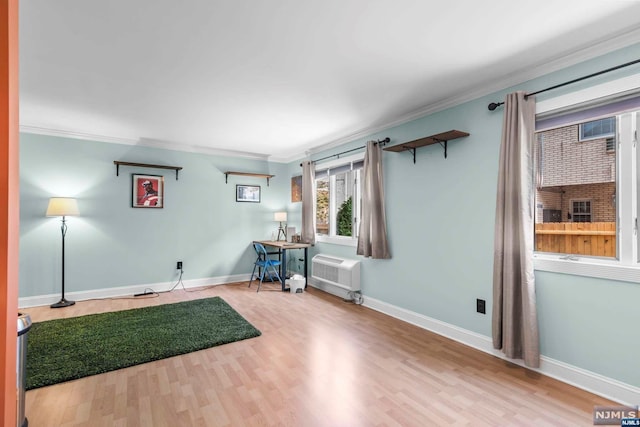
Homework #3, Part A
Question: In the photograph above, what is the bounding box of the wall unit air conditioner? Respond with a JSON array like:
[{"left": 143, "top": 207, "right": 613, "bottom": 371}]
[{"left": 311, "top": 254, "right": 361, "bottom": 291}]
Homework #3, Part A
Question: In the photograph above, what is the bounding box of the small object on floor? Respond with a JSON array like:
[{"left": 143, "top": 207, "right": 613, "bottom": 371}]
[
  {"left": 344, "top": 291, "right": 363, "bottom": 305},
  {"left": 287, "top": 274, "right": 305, "bottom": 294}
]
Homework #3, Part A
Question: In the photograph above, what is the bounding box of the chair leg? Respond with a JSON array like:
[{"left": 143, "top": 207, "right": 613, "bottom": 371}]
[
  {"left": 269, "top": 265, "right": 282, "bottom": 285},
  {"left": 257, "top": 265, "right": 266, "bottom": 292},
  {"left": 248, "top": 263, "right": 258, "bottom": 288}
]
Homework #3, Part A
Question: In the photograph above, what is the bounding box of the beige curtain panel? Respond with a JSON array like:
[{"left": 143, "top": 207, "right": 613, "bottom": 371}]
[
  {"left": 301, "top": 160, "right": 316, "bottom": 244},
  {"left": 492, "top": 91, "right": 540, "bottom": 368},
  {"left": 357, "top": 141, "right": 391, "bottom": 259}
]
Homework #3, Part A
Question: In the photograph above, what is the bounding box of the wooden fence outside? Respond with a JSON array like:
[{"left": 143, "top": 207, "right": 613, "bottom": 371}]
[
  {"left": 535, "top": 222, "right": 616, "bottom": 258},
  {"left": 316, "top": 223, "right": 329, "bottom": 234}
]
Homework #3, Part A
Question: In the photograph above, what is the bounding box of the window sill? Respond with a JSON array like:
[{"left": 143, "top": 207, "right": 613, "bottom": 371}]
[
  {"left": 316, "top": 235, "right": 358, "bottom": 247},
  {"left": 534, "top": 254, "right": 640, "bottom": 284}
]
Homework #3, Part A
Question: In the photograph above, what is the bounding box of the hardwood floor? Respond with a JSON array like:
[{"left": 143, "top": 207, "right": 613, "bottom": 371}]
[{"left": 24, "top": 282, "right": 613, "bottom": 426}]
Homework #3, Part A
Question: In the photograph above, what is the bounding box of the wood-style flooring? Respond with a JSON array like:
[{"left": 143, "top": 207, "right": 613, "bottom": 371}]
[{"left": 24, "top": 282, "right": 614, "bottom": 426}]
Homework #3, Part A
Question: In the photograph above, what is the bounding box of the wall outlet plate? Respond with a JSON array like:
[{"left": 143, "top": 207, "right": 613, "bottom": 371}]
[
  {"left": 476, "top": 298, "right": 486, "bottom": 314},
  {"left": 177, "top": 261, "right": 183, "bottom": 270}
]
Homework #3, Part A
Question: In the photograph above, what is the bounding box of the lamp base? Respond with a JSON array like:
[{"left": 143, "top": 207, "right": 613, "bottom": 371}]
[{"left": 50, "top": 298, "right": 75, "bottom": 309}]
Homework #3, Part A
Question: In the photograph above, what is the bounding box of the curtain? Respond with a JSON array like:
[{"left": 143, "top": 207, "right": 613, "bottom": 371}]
[
  {"left": 492, "top": 91, "right": 540, "bottom": 368},
  {"left": 301, "top": 160, "right": 316, "bottom": 244},
  {"left": 357, "top": 141, "right": 391, "bottom": 259}
]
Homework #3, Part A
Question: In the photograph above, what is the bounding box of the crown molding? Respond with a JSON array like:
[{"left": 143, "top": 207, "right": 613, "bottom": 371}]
[
  {"left": 287, "top": 26, "right": 640, "bottom": 161},
  {"left": 137, "top": 137, "right": 270, "bottom": 161},
  {"left": 19, "top": 125, "right": 271, "bottom": 161},
  {"left": 19, "top": 125, "right": 140, "bottom": 146},
  {"left": 20, "top": 26, "right": 640, "bottom": 164},
  {"left": 267, "top": 153, "right": 307, "bottom": 164}
]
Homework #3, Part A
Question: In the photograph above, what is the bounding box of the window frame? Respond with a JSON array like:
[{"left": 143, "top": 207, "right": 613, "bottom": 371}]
[
  {"left": 314, "top": 153, "right": 363, "bottom": 247},
  {"left": 570, "top": 199, "right": 592, "bottom": 223},
  {"left": 578, "top": 116, "right": 616, "bottom": 141},
  {"left": 533, "top": 74, "right": 640, "bottom": 284}
]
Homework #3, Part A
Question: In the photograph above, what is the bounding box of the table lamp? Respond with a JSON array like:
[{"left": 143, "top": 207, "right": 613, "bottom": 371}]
[
  {"left": 274, "top": 212, "right": 287, "bottom": 241},
  {"left": 46, "top": 197, "right": 79, "bottom": 308}
]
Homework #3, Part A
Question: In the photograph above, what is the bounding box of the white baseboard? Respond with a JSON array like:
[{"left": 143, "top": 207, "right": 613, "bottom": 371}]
[
  {"left": 18, "top": 274, "right": 251, "bottom": 309},
  {"left": 360, "top": 294, "right": 640, "bottom": 407}
]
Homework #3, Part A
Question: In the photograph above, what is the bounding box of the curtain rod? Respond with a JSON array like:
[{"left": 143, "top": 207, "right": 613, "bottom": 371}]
[
  {"left": 487, "top": 58, "right": 640, "bottom": 111},
  {"left": 300, "top": 137, "right": 390, "bottom": 166}
]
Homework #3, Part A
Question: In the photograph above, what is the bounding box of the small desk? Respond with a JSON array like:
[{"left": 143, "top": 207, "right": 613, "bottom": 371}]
[{"left": 253, "top": 240, "right": 311, "bottom": 291}]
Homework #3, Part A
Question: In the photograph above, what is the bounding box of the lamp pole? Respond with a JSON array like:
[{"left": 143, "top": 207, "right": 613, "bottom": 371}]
[
  {"left": 277, "top": 221, "right": 287, "bottom": 241},
  {"left": 46, "top": 197, "right": 79, "bottom": 308},
  {"left": 51, "top": 215, "right": 75, "bottom": 308}
]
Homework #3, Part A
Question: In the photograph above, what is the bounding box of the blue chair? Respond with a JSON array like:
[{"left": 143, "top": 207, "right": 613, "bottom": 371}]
[{"left": 249, "top": 242, "right": 283, "bottom": 292}]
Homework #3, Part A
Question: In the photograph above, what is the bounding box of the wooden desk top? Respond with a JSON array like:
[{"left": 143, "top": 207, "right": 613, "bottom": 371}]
[{"left": 254, "top": 240, "right": 311, "bottom": 249}]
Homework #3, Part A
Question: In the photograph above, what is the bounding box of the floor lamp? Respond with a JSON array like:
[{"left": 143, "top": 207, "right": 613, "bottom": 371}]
[
  {"left": 274, "top": 212, "right": 287, "bottom": 241},
  {"left": 46, "top": 197, "right": 79, "bottom": 308}
]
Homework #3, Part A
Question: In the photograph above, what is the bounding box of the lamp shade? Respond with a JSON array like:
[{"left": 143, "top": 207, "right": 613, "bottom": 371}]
[
  {"left": 46, "top": 197, "right": 80, "bottom": 217},
  {"left": 274, "top": 212, "right": 287, "bottom": 222}
]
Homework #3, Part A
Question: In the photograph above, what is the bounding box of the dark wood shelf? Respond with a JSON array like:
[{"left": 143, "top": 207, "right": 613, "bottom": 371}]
[
  {"left": 384, "top": 130, "right": 469, "bottom": 162},
  {"left": 114, "top": 161, "right": 183, "bottom": 180},
  {"left": 224, "top": 171, "right": 275, "bottom": 186}
]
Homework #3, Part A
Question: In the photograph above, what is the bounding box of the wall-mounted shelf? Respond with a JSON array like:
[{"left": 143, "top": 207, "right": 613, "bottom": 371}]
[
  {"left": 114, "top": 161, "right": 183, "bottom": 180},
  {"left": 224, "top": 171, "right": 275, "bottom": 186},
  {"left": 384, "top": 130, "right": 470, "bottom": 163}
]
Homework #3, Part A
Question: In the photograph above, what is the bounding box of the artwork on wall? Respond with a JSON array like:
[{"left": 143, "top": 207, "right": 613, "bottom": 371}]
[
  {"left": 236, "top": 184, "right": 261, "bottom": 203},
  {"left": 291, "top": 175, "right": 302, "bottom": 202},
  {"left": 132, "top": 174, "right": 164, "bottom": 208}
]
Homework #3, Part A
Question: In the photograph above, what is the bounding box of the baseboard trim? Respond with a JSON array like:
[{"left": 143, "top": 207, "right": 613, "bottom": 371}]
[
  {"left": 360, "top": 294, "right": 640, "bottom": 406},
  {"left": 18, "top": 274, "right": 251, "bottom": 309}
]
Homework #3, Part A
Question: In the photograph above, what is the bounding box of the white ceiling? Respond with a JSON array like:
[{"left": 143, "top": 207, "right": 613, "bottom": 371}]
[{"left": 19, "top": 1, "right": 640, "bottom": 162}]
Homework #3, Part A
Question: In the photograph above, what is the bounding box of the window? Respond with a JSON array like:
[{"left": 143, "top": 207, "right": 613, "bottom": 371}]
[
  {"left": 579, "top": 117, "right": 616, "bottom": 141},
  {"left": 571, "top": 200, "right": 592, "bottom": 222},
  {"left": 534, "top": 93, "right": 640, "bottom": 283},
  {"left": 535, "top": 113, "right": 618, "bottom": 258},
  {"left": 316, "top": 176, "right": 330, "bottom": 235},
  {"left": 314, "top": 154, "right": 362, "bottom": 245},
  {"left": 532, "top": 76, "right": 640, "bottom": 282}
]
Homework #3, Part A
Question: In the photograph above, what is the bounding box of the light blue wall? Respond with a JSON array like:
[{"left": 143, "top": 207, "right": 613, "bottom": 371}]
[
  {"left": 19, "top": 42, "right": 640, "bottom": 390},
  {"left": 19, "top": 134, "right": 290, "bottom": 297},
  {"left": 288, "top": 43, "right": 640, "bottom": 388}
]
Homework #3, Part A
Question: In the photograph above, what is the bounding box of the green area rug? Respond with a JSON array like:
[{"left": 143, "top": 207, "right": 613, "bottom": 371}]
[{"left": 26, "top": 297, "right": 261, "bottom": 390}]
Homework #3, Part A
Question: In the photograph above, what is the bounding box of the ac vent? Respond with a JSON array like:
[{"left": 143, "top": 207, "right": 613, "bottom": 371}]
[
  {"left": 314, "top": 255, "right": 344, "bottom": 265},
  {"left": 312, "top": 254, "right": 361, "bottom": 291}
]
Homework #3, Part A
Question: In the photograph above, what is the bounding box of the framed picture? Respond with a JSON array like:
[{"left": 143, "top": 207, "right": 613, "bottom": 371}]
[
  {"left": 132, "top": 174, "right": 164, "bottom": 208},
  {"left": 236, "top": 184, "right": 261, "bottom": 203},
  {"left": 291, "top": 175, "right": 302, "bottom": 202}
]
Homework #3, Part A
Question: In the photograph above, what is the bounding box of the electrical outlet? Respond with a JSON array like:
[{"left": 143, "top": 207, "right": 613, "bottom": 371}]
[
  {"left": 177, "top": 261, "right": 183, "bottom": 270},
  {"left": 476, "top": 298, "right": 486, "bottom": 314}
]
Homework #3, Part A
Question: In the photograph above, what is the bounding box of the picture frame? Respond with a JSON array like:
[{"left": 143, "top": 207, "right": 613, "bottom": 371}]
[
  {"left": 236, "top": 184, "right": 261, "bottom": 203},
  {"left": 132, "top": 174, "right": 164, "bottom": 208},
  {"left": 291, "top": 175, "right": 302, "bottom": 202}
]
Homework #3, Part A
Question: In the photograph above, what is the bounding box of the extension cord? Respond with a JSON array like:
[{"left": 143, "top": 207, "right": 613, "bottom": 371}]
[{"left": 133, "top": 291, "right": 154, "bottom": 297}]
